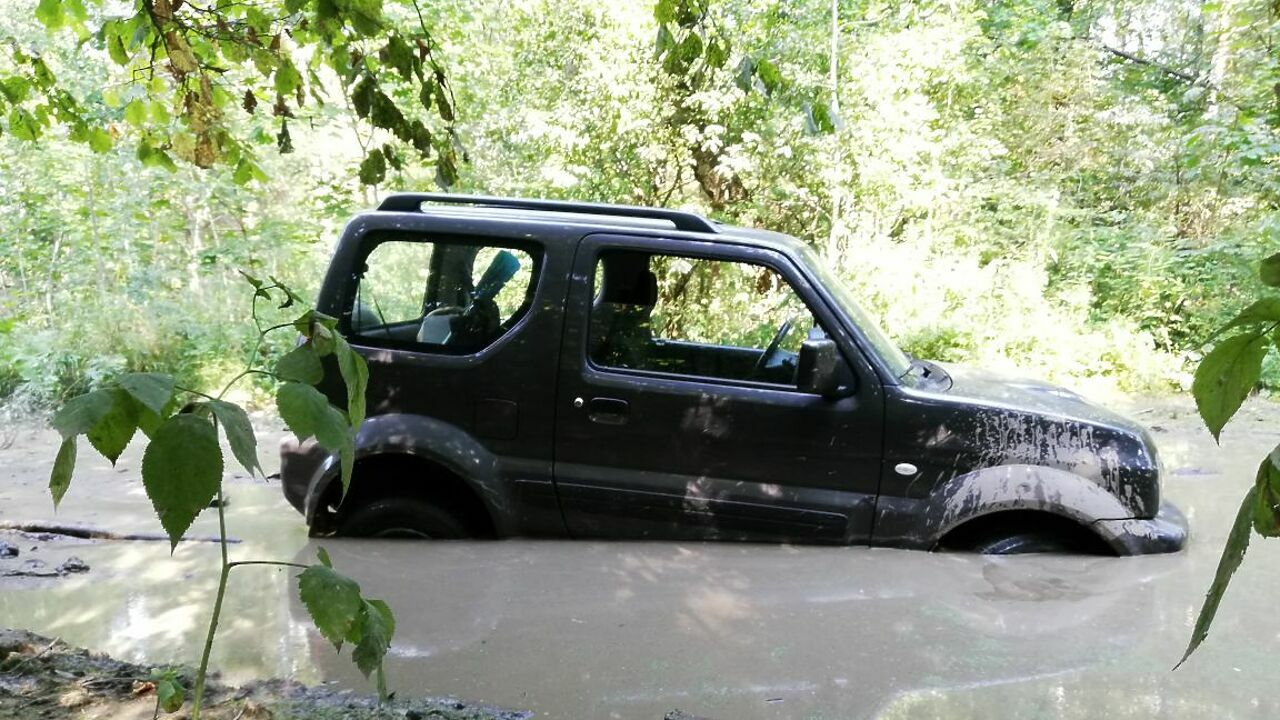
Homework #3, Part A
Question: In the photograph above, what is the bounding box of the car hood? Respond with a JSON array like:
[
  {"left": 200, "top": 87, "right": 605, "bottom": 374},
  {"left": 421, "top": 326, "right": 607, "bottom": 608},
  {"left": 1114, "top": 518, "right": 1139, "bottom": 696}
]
[{"left": 927, "top": 362, "right": 1143, "bottom": 434}]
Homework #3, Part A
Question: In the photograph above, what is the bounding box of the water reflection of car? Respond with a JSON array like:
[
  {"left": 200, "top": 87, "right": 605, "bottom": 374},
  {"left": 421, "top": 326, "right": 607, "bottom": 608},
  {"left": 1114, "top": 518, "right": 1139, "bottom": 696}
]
[{"left": 281, "top": 194, "right": 1185, "bottom": 555}]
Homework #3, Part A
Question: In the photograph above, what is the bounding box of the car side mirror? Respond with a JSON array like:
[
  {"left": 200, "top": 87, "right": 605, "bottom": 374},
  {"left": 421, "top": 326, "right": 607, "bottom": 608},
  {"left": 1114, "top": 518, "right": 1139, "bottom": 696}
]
[{"left": 797, "top": 339, "right": 842, "bottom": 397}]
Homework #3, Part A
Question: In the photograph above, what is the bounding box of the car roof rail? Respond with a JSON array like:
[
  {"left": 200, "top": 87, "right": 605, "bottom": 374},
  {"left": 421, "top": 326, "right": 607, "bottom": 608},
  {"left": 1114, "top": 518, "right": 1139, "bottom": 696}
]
[{"left": 376, "top": 193, "right": 720, "bottom": 234}]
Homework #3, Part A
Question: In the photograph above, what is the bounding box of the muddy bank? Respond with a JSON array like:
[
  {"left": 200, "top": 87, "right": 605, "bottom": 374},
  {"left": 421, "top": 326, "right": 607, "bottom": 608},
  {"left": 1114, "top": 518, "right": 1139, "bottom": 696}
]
[{"left": 0, "top": 628, "right": 529, "bottom": 720}]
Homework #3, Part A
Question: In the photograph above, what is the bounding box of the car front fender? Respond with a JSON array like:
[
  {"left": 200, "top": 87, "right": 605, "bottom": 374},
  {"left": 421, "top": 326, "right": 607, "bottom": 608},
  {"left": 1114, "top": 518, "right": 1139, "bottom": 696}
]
[{"left": 920, "top": 464, "right": 1136, "bottom": 549}]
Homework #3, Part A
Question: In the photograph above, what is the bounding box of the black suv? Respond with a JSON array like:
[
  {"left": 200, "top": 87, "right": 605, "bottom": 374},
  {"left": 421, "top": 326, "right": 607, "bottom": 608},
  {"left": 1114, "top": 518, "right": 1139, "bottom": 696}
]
[{"left": 281, "top": 194, "right": 1187, "bottom": 554}]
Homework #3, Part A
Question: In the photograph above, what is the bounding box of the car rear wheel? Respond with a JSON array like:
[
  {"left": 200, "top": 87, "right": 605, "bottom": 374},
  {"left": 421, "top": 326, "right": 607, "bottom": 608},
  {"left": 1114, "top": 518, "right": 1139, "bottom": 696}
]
[{"left": 336, "top": 497, "right": 471, "bottom": 539}]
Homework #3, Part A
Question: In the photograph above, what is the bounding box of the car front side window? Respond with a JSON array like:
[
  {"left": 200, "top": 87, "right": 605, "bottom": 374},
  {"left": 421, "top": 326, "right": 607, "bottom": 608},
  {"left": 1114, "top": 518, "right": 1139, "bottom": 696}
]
[{"left": 588, "top": 249, "right": 829, "bottom": 387}]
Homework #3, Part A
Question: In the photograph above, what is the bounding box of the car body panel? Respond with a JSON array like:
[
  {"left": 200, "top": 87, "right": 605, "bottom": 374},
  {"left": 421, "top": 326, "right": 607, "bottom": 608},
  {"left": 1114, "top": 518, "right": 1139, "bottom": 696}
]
[{"left": 279, "top": 194, "right": 1188, "bottom": 555}]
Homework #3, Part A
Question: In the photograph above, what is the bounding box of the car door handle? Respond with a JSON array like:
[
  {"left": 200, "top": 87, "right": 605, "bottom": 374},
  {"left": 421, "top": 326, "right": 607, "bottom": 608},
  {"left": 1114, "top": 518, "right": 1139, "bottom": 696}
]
[{"left": 587, "top": 397, "right": 630, "bottom": 426}]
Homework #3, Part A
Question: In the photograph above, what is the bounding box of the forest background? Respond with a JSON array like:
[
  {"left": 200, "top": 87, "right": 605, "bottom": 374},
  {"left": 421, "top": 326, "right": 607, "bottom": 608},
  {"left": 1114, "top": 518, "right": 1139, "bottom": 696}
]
[{"left": 2, "top": 0, "right": 1277, "bottom": 412}]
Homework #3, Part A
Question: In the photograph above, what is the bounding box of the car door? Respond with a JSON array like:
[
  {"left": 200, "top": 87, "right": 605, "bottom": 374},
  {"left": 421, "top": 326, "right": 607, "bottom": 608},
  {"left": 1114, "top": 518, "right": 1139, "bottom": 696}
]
[{"left": 552, "top": 234, "right": 884, "bottom": 543}]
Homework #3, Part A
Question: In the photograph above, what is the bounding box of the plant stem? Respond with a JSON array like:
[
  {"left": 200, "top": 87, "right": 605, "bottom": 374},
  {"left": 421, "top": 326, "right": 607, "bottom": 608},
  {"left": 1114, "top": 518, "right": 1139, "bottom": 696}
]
[
  {"left": 227, "top": 560, "right": 308, "bottom": 570},
  {"left": 190, "top": 488, "right": 231, "bottom": 719}
]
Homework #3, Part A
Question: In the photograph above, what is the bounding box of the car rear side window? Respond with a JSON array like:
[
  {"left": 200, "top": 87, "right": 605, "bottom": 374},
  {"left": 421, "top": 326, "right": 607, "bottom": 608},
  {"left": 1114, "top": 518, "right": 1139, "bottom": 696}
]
[
  {"left": 589, "top": 249, "right": 829, "bottom": 387},
  {"left": 351, "top": 237, "right": 540, "bottom": 355}
]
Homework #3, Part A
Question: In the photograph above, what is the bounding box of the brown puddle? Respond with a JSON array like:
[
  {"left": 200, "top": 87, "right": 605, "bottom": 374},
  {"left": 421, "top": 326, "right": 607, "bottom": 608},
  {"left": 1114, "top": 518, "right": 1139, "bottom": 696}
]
[{"left": 2, "top": 398, "right": 1280, "bottom": 719}]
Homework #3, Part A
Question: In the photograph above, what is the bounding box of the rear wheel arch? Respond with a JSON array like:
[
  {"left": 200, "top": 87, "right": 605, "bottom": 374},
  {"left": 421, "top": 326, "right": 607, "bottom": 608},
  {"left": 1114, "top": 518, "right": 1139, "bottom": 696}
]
[{"left": 311, "top": 453, "right": 497, "bottom": 538}]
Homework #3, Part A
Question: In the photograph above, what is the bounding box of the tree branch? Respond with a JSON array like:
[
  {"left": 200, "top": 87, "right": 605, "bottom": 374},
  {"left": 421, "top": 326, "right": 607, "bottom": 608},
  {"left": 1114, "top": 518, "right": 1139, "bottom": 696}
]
[{"left": 1100, "top": 43, "right": 1199, "bottom": 85}]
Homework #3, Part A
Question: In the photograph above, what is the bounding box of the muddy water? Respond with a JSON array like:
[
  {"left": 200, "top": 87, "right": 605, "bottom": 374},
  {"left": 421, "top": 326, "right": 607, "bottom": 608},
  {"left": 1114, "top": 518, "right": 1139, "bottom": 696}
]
[{"left": 3, "top": 399, "right": 1280, "bottom": 719}]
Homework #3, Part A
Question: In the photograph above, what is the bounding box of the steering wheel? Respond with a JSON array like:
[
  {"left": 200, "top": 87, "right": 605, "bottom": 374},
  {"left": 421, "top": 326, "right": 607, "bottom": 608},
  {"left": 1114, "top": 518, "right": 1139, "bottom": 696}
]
[
  {"left": 425, "top": 305, "right": 465, "bottom": 318},
  {"left": 751, "top": 317, "right": 796, "bottom": 380}
]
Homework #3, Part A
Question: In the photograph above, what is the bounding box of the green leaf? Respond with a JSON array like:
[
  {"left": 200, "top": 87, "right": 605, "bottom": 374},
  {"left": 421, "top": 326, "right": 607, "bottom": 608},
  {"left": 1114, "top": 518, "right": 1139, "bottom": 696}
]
[
  {"left": 87, "top": 128, "right": 113, "bottom": 153},
  {"left": 298, "top": 559, "right": 363, "bottom": 649},
  {"left": 35, "top": 0, "right": 65, "bottom": 29},
  {"left": 358, "top": 148, "right": 387, "bottom": 185},
  {"left": 1177, "top": 485, "right": 1256, "bottom": 669},
  {"left": 85, "top": 388, "right": 139, "bottom": 464},
  {"left": 379, "top": 34, "right": 416, "bottom": 82},
  {"left": 275, "top": 59, "right": 303, "bottom": 96},
  {"left": 333, "top": 336, "right": 368, "bottom": 427},
  {"left": 8, "top": 108, "right": 40, "bottom": 142},
  {"left": 734, "top": 56, "right": 756, "bottom": 93},
  {"left": 1262, "top": 253, "right": 1280, "bottom": 287},
  {"left": 206, "top": 400, "right": 261, "bottom": 477},
  {"left": 51, "top": 388, "right": 115, "bottom": 440},
  {"left": 1192, "top": 332, "right": 1269, "bottom": 442},
  {"left": 136, "top": 394, "right": 178, "bottom": 439},
  {"left": 277, "top": 343, "right": 324, "bottom": 384},
  {"left": 277, "top": 382, "right": 348, "bottom": 449},
  {"left": 705, "top": 38, "right": 729, "bottom": 69},
  {"left": 141, "top": 414, "right": 224, "bottom": 549},
  {"left": 755, "top": 58, "right": 782, "bottom": 94},
  {"left": 1252, "top": 448, "right": 1280, "bottom": 536},
  {"left": 107, "top": 31, "right": 129, "bottom": 66},
  {"left": 654, "top": 0, "right": 677, "bottom": 23},
  {"left": 124, "top": 99, "right": 148, "bottom": 127},
  {"left": 351, "top": 598, "right": 395, "bottom": 678},
  {"left": 156, "top": 675, "right": 184, "bottom": 713},
  {"left": 117, "top": 372, "right": 175, "bottom": 414},
  {"left": 655, "top": 24, "right": 675, "bottom": 58},
  {"left": 49, "top": 437, "right": 76, "bottom": 508},
  {"left": 1211, "top": 297, "right": 1280, "bottom": 340}
]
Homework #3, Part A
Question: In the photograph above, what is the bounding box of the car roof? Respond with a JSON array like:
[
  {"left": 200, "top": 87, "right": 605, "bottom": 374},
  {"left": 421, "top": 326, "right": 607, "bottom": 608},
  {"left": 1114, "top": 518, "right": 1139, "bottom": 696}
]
[{"left": 366, "top": 193, "right": 812, "bottom": 258}]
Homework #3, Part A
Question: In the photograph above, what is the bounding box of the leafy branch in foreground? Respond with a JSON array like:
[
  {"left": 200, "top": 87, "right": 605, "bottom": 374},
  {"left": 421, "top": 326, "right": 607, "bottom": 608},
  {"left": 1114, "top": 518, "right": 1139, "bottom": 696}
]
[
  {"left": 47, "top": 272, "right": 390, "bottom": 718},
  {"left": 1178, "top": 250, "right": 1280, "bottom": 669}
]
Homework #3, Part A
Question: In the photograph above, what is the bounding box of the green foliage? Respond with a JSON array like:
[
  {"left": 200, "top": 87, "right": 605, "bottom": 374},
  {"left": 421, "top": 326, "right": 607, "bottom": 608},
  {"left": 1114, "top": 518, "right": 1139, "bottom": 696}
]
[
  {"left": 299, "top": 549, "right": 395, "bottom": 699},
  {"left": 45, "top": 279, "right": 386, "bottom": 718},
  {"left": 150, "top": 668, "right": 186, "bottom": 714},
  {"left": 1, "top": 0, "right": 459, "bottom": 186},
  {"left": 1183, "top": 257, "right": 1280, "bottom": 667}
]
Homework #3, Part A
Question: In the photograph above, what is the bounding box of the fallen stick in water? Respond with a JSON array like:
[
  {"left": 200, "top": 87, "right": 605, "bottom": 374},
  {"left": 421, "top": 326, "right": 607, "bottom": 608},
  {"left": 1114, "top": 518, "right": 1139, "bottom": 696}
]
[{"left": 0, "top": 521, "right": 238, "bottom": 544}]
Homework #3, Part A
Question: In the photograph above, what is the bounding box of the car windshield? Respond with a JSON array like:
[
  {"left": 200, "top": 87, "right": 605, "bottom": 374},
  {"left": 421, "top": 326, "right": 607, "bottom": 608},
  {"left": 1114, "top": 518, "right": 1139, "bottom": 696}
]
[{"left": 800, "top": 245, "right": 912, "bottom": 379}]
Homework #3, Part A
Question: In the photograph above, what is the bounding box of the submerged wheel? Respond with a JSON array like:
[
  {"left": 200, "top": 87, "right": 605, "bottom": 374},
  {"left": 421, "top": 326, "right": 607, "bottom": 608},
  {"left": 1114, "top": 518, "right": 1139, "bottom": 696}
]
[
  {"left": 336, "top": 497, "right": 470, "bottom": 539},
  {"left": 967, "top": 531, "right": 1075, "bottom": 555},
  {"left": 939, "top": 512, "right": 1113, "bottom": 555}
]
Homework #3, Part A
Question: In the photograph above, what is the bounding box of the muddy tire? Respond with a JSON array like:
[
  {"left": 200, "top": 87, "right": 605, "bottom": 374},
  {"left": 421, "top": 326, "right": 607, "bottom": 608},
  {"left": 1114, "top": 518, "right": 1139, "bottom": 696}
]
[
  {"left": 940, "top": 512, "right": 1113, "bottom": 555},
  {"left": 968, "top": 531, "right": 1075, "bottom": 555},
  {"left": 336, "top": 497, "right": 470, "bottom": 539}
]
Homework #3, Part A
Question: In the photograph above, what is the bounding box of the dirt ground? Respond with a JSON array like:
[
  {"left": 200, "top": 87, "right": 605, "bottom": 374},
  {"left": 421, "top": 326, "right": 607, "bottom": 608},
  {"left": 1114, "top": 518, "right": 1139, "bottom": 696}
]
[
  {"left": 3, "top": 397, "right": 1280, "bottom": 718},
  {"left": 0, "top": 628, "right": 533, "bottom": 719}
]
